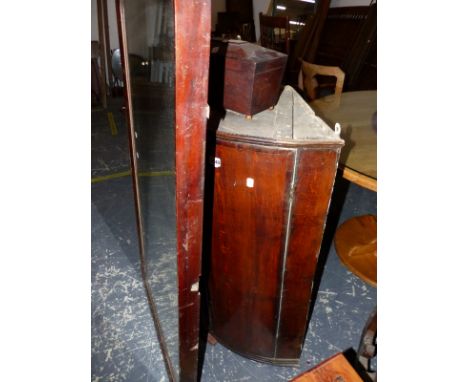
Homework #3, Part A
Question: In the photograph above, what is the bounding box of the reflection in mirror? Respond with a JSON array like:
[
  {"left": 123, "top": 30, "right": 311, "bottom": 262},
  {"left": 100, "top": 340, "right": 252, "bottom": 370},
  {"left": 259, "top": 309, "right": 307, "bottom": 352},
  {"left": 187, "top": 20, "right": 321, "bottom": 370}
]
[
  {"left": 272, "top": 0, "right": 316, "bottom": 38},
  {"left": 120, "top": 0, "right": 178, "bottom": 379}
]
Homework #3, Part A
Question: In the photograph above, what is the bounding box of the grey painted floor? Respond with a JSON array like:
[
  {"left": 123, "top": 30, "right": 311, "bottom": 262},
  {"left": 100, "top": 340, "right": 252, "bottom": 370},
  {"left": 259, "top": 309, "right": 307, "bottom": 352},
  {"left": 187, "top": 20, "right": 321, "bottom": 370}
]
[
  {"left": 92, "top": 177, "right": 169, "bottom": 382},
  {"left": 91, "top": 98, "right": 377, "bottom": 381}
]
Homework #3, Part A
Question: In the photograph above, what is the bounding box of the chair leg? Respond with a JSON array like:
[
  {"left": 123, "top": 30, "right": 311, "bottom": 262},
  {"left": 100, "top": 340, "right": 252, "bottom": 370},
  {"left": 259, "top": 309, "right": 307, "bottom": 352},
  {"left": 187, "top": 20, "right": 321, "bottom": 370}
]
[{"left": 357, "top": 307, "right": 377, "bottom": 381}]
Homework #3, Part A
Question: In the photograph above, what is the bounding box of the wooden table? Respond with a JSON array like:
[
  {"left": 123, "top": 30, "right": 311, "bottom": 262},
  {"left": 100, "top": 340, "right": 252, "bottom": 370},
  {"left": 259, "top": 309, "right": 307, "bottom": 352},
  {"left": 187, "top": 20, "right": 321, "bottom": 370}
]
[
  {"left": 311, "top": 91, "right": 377, "bottom": 287},
  {"left": 311, "top": 90, "right": 376, "bottom": 192}
]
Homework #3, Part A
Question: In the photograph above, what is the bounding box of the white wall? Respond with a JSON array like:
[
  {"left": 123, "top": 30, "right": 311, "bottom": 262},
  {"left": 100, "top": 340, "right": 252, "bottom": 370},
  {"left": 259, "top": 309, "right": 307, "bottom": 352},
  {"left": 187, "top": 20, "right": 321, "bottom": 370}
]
[
  {"left": 91, "top": 0, "right": 120, "bottom": 51},
  {"left": 107, "top": 0, "right": 119, "bottom": 51}
]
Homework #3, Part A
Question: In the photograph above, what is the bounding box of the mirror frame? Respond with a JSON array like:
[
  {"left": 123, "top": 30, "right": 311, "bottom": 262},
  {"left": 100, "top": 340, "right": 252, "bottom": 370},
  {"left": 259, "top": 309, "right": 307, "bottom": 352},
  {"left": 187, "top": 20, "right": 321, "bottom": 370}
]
[{"left": 115, "top": 0, "right": 211, "bottom": 380}]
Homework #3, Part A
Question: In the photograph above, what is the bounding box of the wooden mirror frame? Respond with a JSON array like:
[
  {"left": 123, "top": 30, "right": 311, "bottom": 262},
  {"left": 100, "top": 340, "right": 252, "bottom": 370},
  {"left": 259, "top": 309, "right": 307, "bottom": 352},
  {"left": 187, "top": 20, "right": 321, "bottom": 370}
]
[{"left": 116, "top": 0, "right": 211, "bottom": 380}]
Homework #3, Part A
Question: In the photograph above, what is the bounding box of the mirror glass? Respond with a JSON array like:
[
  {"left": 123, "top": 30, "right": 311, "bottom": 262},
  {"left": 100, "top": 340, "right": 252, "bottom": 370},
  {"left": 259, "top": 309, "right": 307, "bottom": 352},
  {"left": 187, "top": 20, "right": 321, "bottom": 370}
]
[
  {"left": 120, "top": 0, "right": 178, "bottom": 379},
  {"left": 272, "top": 0, "right": 316, "bottom": 38}
]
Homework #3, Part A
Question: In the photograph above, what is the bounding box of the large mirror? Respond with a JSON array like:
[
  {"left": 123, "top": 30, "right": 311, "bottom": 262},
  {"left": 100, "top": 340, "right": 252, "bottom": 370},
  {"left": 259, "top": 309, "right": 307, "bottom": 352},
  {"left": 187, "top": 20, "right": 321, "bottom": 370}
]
[
  {"left": 117, "top": 0, "right": 179, "bottom": 379},
  {"left": 116, "top": 0, "right": 211, "bottom": 380}
]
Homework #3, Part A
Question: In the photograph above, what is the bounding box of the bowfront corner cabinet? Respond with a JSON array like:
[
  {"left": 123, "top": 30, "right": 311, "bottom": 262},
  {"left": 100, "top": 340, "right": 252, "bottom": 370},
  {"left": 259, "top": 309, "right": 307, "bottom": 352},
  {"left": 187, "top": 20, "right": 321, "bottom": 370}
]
[{"left": 208, "top": 86, "right": 344, "bottom": 365}]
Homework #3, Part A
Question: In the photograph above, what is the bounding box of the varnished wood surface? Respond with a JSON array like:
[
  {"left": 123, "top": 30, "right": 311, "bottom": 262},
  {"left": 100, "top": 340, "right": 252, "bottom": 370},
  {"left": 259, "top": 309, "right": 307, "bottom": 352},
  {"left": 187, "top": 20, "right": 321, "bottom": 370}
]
[
  {"left": 291, "top": 353, "right": 363, "bottom": 382},
  {"left": 276, "top": 148, "right": 339, "bottom": 359},
  {"left": 311, "top": 90, "right": 376, "bottom": 192},
  {"left": 259, "top": 12, "right": 291, "bottom": 55},
  {"left": 317, "top": 6, "right": 369, "bottom": 66},
  {"left": 222, "top": 41, "right": 287, "bottom": 117},
  {"left": 117, "top": 1, "right": 210, "bottom": 380},
  {"left": 209, "top": 142, "right": 295, "bottom": 360},
  {"left": 334, "top": 215, "right": 377, "bottom": 287},
  {"left": 209, "top": 139, "right": 341, "bottom": 363},
  {"left": 174, "top": 0, "right": 211, "bottom": 380}
]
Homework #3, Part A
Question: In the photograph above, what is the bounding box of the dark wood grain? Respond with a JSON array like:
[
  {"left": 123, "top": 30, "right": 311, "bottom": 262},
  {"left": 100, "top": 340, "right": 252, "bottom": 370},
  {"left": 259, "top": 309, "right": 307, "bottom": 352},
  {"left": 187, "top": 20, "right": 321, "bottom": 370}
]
[
  {"left": 226, "top": 0, "right": 253, "bottom": 22},
  {"left": 275, "top": 149, "right": 339, "bottom": 359},
  {"left": 209, "top": 134, "right": 341, "bottom": 364},
  {"left": 314, "top": 5, "right": 376, "bottom": 91},
  {"left": 223, "top": 53, "right": 256, "bottom": 116},
  {"left": 209, "top": 141, "right": 294, "bottom": 360},
  {"left": 220, "top": 41, "right": 287, "bottom": 117},
  {"left": 225, "top": 0, "right": 256, "bottom": 42},
  {"left": 174, "top": 0, "right": 211, "bottom": 380},
  {"left": 259, "top": 12, "right": 291, "bottom": 56},
  {"left": 315, "top": 6, "right": 369, "bottom": 67},
  {"left": 117, "top": 0, "right": 211, "bottom": 380}
]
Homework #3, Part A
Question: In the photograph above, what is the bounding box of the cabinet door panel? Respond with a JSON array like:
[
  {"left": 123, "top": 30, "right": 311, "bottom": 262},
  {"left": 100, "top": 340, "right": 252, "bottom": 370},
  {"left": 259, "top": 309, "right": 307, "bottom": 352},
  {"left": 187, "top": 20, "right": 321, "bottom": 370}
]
[
  {"left": 276, "top": 148, "right": 339, "bottom": 359},
  {"left": 209, "top": 142, "right": 294, "bottom": 360}
]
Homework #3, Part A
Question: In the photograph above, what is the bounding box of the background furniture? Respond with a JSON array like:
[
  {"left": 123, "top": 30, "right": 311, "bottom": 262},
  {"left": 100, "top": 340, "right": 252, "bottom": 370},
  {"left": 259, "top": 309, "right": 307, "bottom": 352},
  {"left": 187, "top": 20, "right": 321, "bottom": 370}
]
[
  {"left": 95, "top": 0, "right": 112, "bottom": 108},
  {"left": 215, "top": 12, "right": 254, "bottom": 41},
  {"left": 298, "top": 60, "right": 345, "bottom": 102},
  {"left": 215, "top": 12, "right": 241, "bottom": 39},
  {"left": 209, "top": 86, "right": 344, "bottom": 365},
  {"left": 311, "top": 90, "right": 377, "bottom": 287},
  {"left": 341, "top": 2, "right": 377, "bottom": 91},
  {"left": 225, "top": 0, "right": 256, "bottom": 42},
  {"left": 335, "top": 215, "right": 377, "bottom": 287},
  {"left": 288, "top": 0, "right": 330, "bottom": 85},
  {"left": 215, "top": 40, "right": 287, "bottom": 118},
  {"left": 291, "top": 353, "right": 363, "bottom": 382},
  {"left": 91, "top": 41, "right": 105, "bottom": 107},
  {"left": 311, "top": 90, "right": 376, "bottom": 191},
  {"left": 314, "top": 4, "right": 377, "bottom": 91},
  {"left": 357, "top": 308, "right": 377, "bottom": 381},
  {"left": 311, "top": 88, "right": 377, "bottom": 379},
  {"left": 259, "top": 12, "right": 291, "bottom": 55},
  {"left": 271, "top": 0, "right": 316, "bottom": 38}
]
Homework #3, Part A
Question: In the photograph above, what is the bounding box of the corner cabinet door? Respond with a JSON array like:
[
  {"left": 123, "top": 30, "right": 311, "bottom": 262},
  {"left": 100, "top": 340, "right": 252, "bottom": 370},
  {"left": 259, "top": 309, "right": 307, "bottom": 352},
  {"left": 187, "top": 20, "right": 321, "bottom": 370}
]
[
  {"left": 209, "top": 141, "right": 340, "bottom": 364},
  {"left": 209, "top": 141, "right": 296, "bottom": 361}
]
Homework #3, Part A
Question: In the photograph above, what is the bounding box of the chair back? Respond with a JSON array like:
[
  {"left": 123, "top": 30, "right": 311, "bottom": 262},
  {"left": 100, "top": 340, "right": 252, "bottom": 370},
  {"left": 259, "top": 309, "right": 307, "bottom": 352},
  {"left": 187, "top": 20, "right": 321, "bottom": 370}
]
[
  {"left": 298, "top": 60, "right": 345, "bottom": 101},
  {"left": 259, "top": 12, "right": 290, "bottom": 54}
]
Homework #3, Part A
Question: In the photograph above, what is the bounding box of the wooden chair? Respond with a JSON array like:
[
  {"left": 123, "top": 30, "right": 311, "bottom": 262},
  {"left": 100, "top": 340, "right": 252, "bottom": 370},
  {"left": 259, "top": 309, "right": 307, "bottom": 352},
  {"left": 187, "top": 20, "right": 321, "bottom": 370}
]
[
  {"left": 298, "top": 59, "right": 345, "bottom": 102},
  {"left": 259, "top": 12, "right": 290, "bottom": 55},
  {"left": 356, "top": 307, "right": 377, "bottom": 382}
]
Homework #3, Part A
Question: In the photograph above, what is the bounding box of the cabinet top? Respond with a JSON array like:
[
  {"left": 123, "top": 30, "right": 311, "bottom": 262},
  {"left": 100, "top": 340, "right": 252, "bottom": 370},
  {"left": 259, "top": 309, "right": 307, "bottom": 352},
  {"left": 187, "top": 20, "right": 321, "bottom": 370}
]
[
  {"left": 217, "top": 86, "right": 345, "bottom": 147},
  {"left": 225, "top": 40, "right": 287, "bottom": 63}
]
